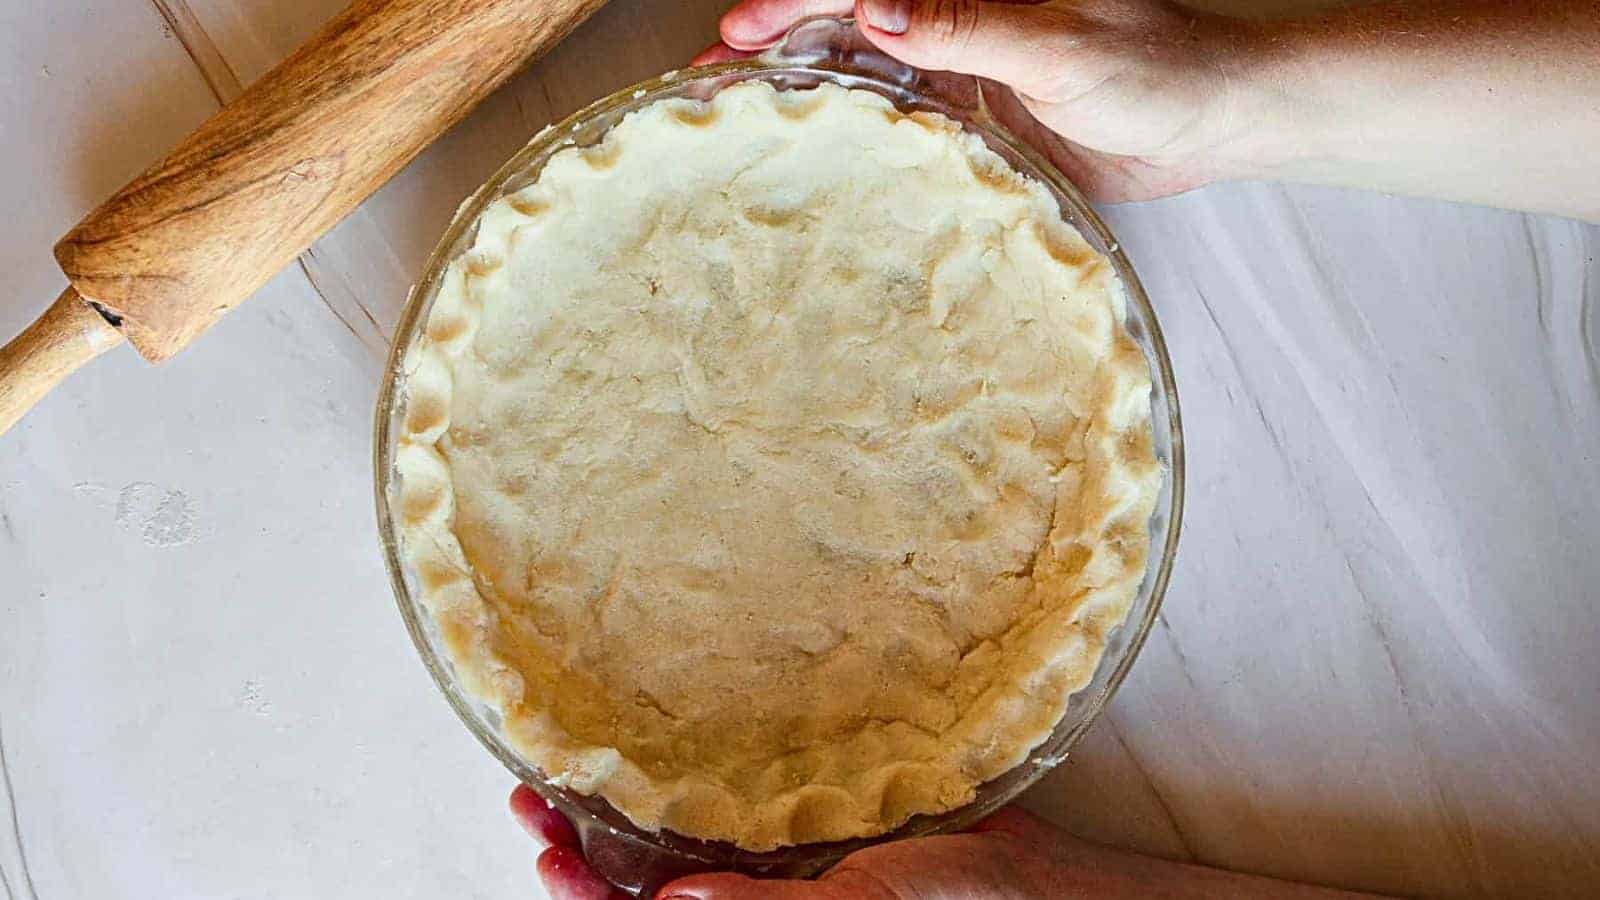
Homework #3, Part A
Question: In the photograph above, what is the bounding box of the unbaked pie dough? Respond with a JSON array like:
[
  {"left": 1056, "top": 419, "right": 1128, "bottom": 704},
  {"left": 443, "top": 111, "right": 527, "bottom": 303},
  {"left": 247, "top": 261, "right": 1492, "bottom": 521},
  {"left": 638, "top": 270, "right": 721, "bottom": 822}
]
[{"left": 396, "top": 81, "right": 1161, "bottom": 851}]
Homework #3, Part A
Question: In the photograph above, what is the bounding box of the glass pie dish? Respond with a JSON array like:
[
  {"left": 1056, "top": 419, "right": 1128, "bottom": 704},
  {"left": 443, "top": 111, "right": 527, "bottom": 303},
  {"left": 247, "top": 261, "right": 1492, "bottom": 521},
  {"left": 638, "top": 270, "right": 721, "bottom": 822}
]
[{"left": 373, "top": 16, "right": 1183, "bottom": 897}]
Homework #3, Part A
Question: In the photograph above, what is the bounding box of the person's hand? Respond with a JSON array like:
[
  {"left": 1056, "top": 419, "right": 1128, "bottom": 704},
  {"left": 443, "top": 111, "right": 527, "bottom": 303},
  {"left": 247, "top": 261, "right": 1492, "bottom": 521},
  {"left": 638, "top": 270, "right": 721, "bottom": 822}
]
[
  {"left": 510, "top": 784, "right": 1384, "bottom": 898},
  {"left": 702, "top": 0, "right": 1600, "bottom": 221},
  {"left": 511, "top": 784, "right": 631, "bottom": 900},
  {"left": 514, "top": 778, "right": 1078, "bottom": 898},
  {"left": 513, "top": 782, "right": 1150, "bottom": 899},
  {"left": 694, "top": 0, "right": 1258, "bottom": 202}
]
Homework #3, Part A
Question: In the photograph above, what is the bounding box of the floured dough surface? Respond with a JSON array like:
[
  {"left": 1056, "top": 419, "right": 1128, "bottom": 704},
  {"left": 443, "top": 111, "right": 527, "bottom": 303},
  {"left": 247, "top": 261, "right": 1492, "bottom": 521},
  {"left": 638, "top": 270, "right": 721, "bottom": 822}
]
[{"left": 396, "top": 81, "right": 1160, "bottom": 851}]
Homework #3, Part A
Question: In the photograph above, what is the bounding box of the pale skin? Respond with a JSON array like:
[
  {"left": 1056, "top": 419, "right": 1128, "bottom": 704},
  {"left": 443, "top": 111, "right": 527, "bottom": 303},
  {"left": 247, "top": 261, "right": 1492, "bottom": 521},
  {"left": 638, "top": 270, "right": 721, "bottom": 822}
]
[
  {"left": 698, "top": 0, "right": 1600, "bottom": 219},
  {"left": 518, "top": 0, "right": 1600, "bottom": 896},
  {"left": 513, "top": 784, "right": 1386, "bottom": 899}
]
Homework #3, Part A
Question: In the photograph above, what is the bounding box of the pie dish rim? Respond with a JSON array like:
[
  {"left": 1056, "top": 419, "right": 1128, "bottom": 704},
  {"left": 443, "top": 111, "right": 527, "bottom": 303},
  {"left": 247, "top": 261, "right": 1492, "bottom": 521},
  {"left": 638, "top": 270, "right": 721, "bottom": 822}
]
[{"left": 372, "top": 15, "right": 1184, "bottom": 892}]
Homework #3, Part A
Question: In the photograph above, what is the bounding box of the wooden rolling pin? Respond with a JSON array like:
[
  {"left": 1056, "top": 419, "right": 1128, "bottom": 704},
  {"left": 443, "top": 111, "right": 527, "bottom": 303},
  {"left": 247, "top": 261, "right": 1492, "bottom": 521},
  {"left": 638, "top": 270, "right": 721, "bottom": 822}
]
[{"left": 0, "top": 0, "right": 607, "bottom": 435}]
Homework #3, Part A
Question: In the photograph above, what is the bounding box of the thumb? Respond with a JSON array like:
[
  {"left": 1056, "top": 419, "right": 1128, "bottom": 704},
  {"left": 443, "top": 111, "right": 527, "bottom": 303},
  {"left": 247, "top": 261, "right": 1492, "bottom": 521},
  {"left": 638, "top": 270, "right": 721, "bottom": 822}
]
[
  {"left": 656, "top": 872, "right": 833, "bottom": 899},
  {"left": 855, "top": 0, "right": 1061, "bottom": 93}
]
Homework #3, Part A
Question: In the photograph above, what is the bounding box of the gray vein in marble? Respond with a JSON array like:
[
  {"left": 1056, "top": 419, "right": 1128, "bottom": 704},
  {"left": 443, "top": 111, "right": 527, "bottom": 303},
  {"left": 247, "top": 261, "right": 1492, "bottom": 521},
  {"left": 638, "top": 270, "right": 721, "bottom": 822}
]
[
  {"left": 0, "top": 506, "right": 14, "bottom": 544},
  {"left": 1341, "top": 563, "right": 1488, "bottom": 895},
  {"left": 1105, "top": 718, "right": 1197, "bottom": 862},
  {"left": 1580, "top": 236, "right": 1599, "bottom": 396},
  {"left": 1519, "top": 214, "right": 1576, "bottom": 418},
  {"left": 1282, "top": 187, "right": 1380, "bottom": 350},
  {"left": 1194, "top": 285, "right": 1290, "bottom": 459},
  {"left": 1155, "top": 614, "right": 1200, "bottom": 694},
  {"left": 148, "top": 0, "right": 243, "bottom": 104},
  {"left": 0, "top": 720, "right": 39, "bottom": 900},
  {"left": 1326, "top": 536, "right": 1495, "bottom": 896},
  {"left": 1217, "top": 190, "right": 1575, "bottom": 750},
  {"left": 0, "top": 832, "right": 13, "bottom": 900},
  {"left": 295, "top": 253, "right": 389, "bottom": 362},
  {"left": 1319, "top": 375, "right": 1574, "bottom": 752},
  {"left": 1521, "top": 215, "right": 1551, "bottom": 341}
]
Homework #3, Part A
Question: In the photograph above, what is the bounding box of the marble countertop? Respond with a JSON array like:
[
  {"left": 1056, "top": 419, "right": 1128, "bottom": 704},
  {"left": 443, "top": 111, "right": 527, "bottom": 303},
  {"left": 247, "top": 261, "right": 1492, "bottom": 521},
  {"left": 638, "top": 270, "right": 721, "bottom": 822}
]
[{"left": 2, "top": 1, "right": 1596, "bottom": 898}]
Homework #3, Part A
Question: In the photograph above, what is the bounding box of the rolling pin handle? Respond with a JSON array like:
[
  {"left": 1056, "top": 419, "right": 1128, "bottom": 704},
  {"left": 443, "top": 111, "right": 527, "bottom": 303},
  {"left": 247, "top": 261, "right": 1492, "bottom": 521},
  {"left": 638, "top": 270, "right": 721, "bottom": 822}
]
[{"left": 0, "top": 288, "right": 125, "bottom": 435}]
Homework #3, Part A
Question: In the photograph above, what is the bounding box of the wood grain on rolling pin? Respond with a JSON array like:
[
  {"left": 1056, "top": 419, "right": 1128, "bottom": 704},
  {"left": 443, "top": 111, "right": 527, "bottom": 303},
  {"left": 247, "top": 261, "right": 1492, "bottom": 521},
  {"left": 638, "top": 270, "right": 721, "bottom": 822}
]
[{"left": 55, "top": 0, "right": 607, "bottom": 362}]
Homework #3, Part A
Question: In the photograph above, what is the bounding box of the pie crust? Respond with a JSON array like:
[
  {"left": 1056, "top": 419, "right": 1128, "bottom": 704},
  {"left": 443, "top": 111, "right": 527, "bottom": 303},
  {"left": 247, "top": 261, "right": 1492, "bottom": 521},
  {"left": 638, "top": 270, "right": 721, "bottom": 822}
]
[{"left": 396, "top": 81, "right": 1161, "bottom": 851}]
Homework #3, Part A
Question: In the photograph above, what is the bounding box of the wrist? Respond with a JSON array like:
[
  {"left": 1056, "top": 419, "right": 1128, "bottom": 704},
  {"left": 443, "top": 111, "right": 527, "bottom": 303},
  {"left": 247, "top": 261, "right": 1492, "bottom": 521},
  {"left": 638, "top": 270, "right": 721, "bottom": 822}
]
[{"left": 1196, "top": 16, "right": 1320, "bottom": 185}]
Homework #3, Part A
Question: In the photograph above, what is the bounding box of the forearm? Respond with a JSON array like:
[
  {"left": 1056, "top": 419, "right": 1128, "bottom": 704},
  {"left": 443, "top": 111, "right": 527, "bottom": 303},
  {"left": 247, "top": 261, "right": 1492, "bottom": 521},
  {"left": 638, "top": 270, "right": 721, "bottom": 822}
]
[
  {"left": 1029, "top": 829, "right": 1389, "bottom": 899},
  {"left": 1218, "top": 0, "right": 1600, "bottom": 221}
]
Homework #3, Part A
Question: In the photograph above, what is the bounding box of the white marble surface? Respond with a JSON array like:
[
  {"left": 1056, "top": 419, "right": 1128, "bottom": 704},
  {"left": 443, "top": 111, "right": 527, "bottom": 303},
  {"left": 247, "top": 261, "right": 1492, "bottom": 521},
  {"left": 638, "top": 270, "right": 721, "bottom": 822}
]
[{"left": 2, "top": 2, "right": 1597, "bottom": 898}]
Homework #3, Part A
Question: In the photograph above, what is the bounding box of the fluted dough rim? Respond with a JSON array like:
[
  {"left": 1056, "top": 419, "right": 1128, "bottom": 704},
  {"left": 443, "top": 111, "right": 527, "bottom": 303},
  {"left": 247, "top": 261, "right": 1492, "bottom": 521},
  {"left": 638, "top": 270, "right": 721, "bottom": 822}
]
[{"left": 394, "top": 81, "right": 1161, "bottom": 852}]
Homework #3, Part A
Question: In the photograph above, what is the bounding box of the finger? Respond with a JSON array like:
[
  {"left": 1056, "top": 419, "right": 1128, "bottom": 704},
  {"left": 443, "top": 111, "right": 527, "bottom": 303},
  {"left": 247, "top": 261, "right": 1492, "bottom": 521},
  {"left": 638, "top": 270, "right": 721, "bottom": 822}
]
[
  {"left": 720, "top": 0, "right": 855, "bottom": 50},
  {"left": 856, "top": 0, "right": 1066, "bottom": 95},
  {"left": 537, "top": 846, "right": 631, "bottom": 900},
  {"left": 655, "top": 872, "right": 831, "bottom": 900},
  {"left": 691, "top": 41, "right": 758, "bottom": 66},
  {"left": 509, "top": 784, "right": 580, "bottom": 850}
]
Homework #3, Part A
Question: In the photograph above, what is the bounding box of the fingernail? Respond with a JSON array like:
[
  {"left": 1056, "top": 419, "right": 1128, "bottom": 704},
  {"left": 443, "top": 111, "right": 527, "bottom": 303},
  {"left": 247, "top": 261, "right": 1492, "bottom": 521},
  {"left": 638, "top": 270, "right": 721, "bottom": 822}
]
[{"left": 861, "top": 0, "right": 912, "bottom": 35}]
